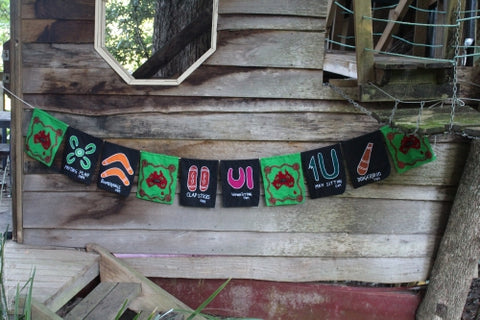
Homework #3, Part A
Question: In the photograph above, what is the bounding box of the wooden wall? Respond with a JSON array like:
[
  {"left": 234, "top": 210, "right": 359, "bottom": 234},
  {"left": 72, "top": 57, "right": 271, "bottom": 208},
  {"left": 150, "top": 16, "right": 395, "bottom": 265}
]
[{"left": 14, "top": 0, "right": 469, "bottom": 283}]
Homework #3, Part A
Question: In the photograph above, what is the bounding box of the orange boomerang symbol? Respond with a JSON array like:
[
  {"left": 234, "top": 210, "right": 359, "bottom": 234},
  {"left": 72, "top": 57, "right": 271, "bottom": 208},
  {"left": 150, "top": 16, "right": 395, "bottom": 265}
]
[
  {"left": 101, "top": 167, "right": 130, "bottom": 186},
  {"left": 101, "top": 153, "right": 134, "bottom": 175},
  {"left": 100, "top": 153, "right": 134, "bottom": 186}
]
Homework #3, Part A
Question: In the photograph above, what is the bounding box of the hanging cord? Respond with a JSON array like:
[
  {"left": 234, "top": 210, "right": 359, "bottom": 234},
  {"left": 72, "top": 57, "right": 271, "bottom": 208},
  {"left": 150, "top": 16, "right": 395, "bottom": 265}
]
[
  {"left": 388, "top": 100, "right": 399, "bottom": 125},
  {"left": 1, "top": 84, "right": 35, "bottom": 109},
  {"left": 414, "top": 101, "right": 425, "bottom": 135}
]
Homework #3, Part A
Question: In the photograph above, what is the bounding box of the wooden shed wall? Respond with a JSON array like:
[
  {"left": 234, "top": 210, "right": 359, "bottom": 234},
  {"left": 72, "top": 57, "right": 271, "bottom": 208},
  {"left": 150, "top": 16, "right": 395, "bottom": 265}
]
[{"left": 13, "top": 0, "right": 469, "bottom": 283}]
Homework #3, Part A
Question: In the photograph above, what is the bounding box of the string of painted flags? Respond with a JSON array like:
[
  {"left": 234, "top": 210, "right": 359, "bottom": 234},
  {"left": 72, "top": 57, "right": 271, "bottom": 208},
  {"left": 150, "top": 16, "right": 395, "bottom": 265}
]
[{"left": 25, "top": 108, "right": 437, "bottom": 208}]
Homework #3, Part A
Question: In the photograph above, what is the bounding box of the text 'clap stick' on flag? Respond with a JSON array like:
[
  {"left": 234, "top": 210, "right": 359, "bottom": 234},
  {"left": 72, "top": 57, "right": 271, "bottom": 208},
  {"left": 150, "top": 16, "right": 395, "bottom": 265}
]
[{"left": 180, "top": 158, "right": 219, "bottom": 208}]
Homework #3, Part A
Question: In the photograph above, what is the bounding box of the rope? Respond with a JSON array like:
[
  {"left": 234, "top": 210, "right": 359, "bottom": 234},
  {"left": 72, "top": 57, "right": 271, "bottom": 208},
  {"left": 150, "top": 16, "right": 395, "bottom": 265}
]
[
  {"left": 362, "top": 16, "right": 459, "bottom": 28},
  {"left": 1, "top": 84, "right": 35, "bottom": 109},
  {"left": 333, "top": 1, "right": 353, "bottom": 15},
  {"left": 364, "top": 48, "right": 455, "bottom": 63}
]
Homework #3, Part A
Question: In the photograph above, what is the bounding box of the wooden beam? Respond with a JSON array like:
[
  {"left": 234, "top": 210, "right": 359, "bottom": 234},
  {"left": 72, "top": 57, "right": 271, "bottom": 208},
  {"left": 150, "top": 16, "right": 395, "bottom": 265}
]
[
  {"left": 374, "top": 0, "right": 414, "bottom": 52},
  {"left": 413, "top": 0, "right": 430, "bottom": 57},
  {"left": 86, "top": 243, "right": 207, "bottom": 320},
  {"left": 132, "top": 10, "right": 212, "bottom": 79},
  {"left": 353, "top": 0, "right": 375, "bottom": 84},
  {"left": 10, "top": 0, "right": 23, "bottom": 243}
]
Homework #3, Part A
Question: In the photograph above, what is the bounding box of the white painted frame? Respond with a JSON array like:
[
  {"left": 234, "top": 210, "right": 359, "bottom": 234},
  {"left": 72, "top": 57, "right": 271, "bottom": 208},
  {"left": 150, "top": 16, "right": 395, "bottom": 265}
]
[{"left": 94, "top": 0, "right": 218, "bottom": 86}]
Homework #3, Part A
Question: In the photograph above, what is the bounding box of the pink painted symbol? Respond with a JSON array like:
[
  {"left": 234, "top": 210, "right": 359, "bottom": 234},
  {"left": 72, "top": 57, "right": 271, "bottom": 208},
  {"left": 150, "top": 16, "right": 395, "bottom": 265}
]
[
  {"left": 187, "top": 165, "right": 198, "bottom": 192},
  {"left": 199, "top": 166, "right": 210, "bottom": 192},
  {"left": 227, "top": 166, "right": 254, "bottom": 190}
]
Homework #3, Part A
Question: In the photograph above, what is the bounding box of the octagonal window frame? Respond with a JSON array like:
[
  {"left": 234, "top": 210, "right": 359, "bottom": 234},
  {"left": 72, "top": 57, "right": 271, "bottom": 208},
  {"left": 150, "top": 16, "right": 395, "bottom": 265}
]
[{"left": 94, "top": 0, "right": 219, "bottom": 86}]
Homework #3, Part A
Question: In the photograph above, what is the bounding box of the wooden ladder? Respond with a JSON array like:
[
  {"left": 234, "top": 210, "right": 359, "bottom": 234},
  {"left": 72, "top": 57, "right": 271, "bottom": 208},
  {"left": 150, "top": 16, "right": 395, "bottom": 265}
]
[{"left": 63, "top": 282, "right": 141, "bottom": 320}]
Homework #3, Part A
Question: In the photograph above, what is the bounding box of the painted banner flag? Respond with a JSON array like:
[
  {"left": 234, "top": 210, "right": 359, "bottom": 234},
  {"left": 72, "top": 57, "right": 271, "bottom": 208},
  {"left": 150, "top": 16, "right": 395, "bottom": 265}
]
[
  {"left": 380, "top": 126, "right": 436, "bottom": 173},
  {"left": 260, "top": 153, "right": 305, "bottom": 206},
  {"left": 97, "top": 142, "right": 139, "bottom": 197},
  {"left": 342, "top": 130, "right": 391, "bottom": 188},
  {"left": 61, "top": 127, "right": 103, "bottom": 185},
  {"left": 180, "top": 158, "right": 218, "bottom": 208},
  {"left": 220, "top": 159, "right": 260, "bottom": 207},
  {"left": 301, "top": 144, "right": 346, "bottom": 199},
  {"left": 137, "top": 151, "right": 179, "bottom": 204},
  {"left": 25, "top": 108, "right": 68, "bottom": 167}
]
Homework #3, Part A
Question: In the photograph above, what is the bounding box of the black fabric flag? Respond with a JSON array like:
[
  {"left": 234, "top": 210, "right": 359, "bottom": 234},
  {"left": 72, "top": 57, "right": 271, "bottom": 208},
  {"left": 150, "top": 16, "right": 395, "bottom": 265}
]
[
  {"left": 342, "top": 130, "right": 391, "bottom": 188},
  {"left": 220, "top": 159, "right": 260, "bottom": 207},
  {"left": 301, "top": 144, "right": 346, "bottom": 198},
  {"left": 180, "top": 158, "right": 218, "bottom": 208},
  {"left": 97, "top": 142, "right": 139, "bottom": 197},
  {"left": 61, "top": 127, "right": 103, "bottom": 185}
]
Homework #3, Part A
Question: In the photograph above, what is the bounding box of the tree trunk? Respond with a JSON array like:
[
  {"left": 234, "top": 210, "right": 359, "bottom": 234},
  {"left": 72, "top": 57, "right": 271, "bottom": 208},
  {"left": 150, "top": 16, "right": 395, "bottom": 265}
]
[
  {"left": 152, "top": 0, "right": 212, "bottom": 78},
  {"left": 416, "top": 139, "right": 480, "bottom": 320}
]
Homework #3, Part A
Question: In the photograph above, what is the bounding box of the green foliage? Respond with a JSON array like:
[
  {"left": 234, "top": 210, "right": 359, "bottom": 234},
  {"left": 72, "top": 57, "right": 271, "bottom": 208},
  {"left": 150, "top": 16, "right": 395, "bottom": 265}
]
[
  {"left": 105, "top": 0, "right": 155, "bottom": 72},
  {"left": 0, "top": 0, "right": 9, "bottom": 72},
  {"left": 0, "top": 226, "right": 35, "bottom": 320}
]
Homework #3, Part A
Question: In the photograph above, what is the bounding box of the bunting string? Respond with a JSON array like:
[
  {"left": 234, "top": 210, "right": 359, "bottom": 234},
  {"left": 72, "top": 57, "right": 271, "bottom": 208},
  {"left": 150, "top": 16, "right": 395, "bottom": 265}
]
[{"left": 2, "top": 84, "right": 438, "bottom": 208}]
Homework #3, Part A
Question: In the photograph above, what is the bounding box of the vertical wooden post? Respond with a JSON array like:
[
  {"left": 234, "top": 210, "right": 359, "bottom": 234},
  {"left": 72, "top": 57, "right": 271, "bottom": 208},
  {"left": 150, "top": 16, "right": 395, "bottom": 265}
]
[
  {"left": 413, "top": 0, "right": 430, "bottom": 57},
  {"left": 416, "top": 139, "right": 480, "bottom": 320},
  {"left": 353, "top": 0, "right": 375, "bottom": 85},
  {"left": 10, "top": 0, "right": 23, "bottom": 243}
]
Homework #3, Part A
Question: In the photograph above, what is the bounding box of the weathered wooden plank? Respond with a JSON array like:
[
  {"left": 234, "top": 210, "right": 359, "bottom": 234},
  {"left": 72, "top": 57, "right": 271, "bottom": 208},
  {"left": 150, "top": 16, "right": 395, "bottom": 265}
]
[
  {"left": 23, "top": 229, "right": 440, "bottom": 258},
  {"left": 65, "top": 282, "right": 141, "bottom": 320},
  {"left": 209, "top": 30, "right": 324, "bottom": 69},
  {"left": 64, "top": 282, "right": 118, "bottom": 320},
  {"left": 219, "top": 0, "right": 327, "bottom": 18},
  {"left": 22, "top": 137, "right": 468, "bottom": 187},
  {"left": 22, "top": 44, "right": 111, "bottom": 70},
  {"left": 22, "top": 173, "right": 457, "bottom": 201},
  {"left": 22, "top": 0, "right": 95, "bottom": 20},
  {"left": 86, "top": 243, "right": 206, "bottom": 319},
  {"left": 31, "top": 298, "right": 63, "bottom": 320},
  {"left": 218, "top": 15, "right": 325, "bottom": 31},
  {"left": 84, "top": 283, "right": 140, "bottom": 320},
  {"left": 23, "top": 191, "right": 449, "bottom": 234},
  {"left": 22, "top": 110, "right": 379, "bottom": 141},
  {"left": 22, "top": 93, "right": 364, "bottom": 115},
  {"left": 21, "top": 66, "right": 341, "bottom": 100},
  {"left": 21, "top": 20, "right": 94, "bottom": 43},
  {"left": 5, "top": 242, "right": 99, "bottom": 309},
  {"left": 121, "top": 255, "right": 431, "bottom": 283}
]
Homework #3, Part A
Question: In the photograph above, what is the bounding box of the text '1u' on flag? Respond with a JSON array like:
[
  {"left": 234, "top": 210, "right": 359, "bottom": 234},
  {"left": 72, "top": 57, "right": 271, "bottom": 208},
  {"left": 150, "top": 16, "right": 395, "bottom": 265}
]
[
  {"left": 61, "top": 127, "right": 103, "bottom": 185},
  {"left": 380, "top": 125, "right": 436, "bottom": 173},
  {"left": 220, "top": 159, "right": 260, "bottom": 207},
  {"left": 301, "top": 144, "right": 346, "bottom": 199},
  {"left": 97, "top": 141, "right": 139, "bottom": 197},
  {"left": 342, "top": 130, "right": 391, "bottom": 188},
  {"left": 260, "top": 153, "right": 305, "bottom": 206},
  {"left": 137, "top": 151, "right": 179, "bottom": 204},
  {"left": 25, "top": 108, "right": 68, "bottom": 167}
]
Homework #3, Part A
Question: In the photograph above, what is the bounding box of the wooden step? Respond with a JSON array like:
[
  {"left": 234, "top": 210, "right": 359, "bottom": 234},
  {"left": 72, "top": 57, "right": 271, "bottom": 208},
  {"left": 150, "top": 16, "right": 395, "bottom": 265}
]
[{"left": 64, "top": 282, "right": 141, "bottom": 320}]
